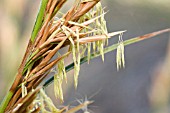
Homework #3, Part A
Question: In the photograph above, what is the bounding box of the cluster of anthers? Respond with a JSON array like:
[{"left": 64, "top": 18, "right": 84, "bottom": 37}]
[{"left": 6, "top": 0, "right": 125, "bottom": 112}]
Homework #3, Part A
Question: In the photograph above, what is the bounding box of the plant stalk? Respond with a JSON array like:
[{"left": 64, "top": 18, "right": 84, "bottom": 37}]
[
  {"left": 43, "top": 28, "right": 170, "bottom": 87},
  {"left": 0, "top": 91, "right": 13, "bottom": 113}
]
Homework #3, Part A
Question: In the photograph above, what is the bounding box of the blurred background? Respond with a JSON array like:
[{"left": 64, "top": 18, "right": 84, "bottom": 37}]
[{"left": 0, "top": 0, "right": 170, "bottom": 113}]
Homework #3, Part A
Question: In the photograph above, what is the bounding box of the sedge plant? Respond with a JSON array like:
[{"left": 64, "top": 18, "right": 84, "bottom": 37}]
[{"left": 0, "top": 0, "right": 170, "bottom": 112}]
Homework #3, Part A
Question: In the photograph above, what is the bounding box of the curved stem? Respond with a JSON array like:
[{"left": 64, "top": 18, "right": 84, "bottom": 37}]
[{"left": 43, "top": 28, "right": 170, "bottom": 87}]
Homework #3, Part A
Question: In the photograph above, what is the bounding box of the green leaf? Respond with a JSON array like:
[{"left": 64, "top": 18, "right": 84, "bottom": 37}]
[
  {"left": 31, "top": 0, "right": 48, "bottom": 42},
  {"left": 43, "top": 28, "right": 170, "bottom": 87}
]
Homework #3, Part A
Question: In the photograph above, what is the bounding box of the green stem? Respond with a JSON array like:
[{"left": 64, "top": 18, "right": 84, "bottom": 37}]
[
  {"left": 43, "top": 28, "right": 170, "bottom": 87},
  {"left": 0, "top": 91, "right": 13, "bottom": 113},
  {"left": 31, "top": 0, "right": 48, "bottom": 42}
]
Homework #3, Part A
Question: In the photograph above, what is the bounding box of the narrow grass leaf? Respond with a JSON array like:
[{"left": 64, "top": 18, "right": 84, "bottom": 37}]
[{"left": 43, "top": 28, "right": 170, "bottom": 87}]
